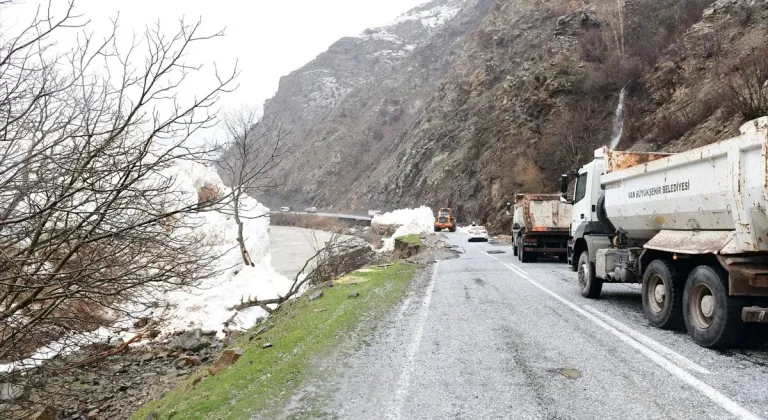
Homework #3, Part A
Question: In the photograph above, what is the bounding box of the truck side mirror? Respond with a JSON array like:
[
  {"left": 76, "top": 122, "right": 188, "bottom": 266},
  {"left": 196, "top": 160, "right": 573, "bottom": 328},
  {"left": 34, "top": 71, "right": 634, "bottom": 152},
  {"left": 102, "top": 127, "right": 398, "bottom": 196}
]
[{"left": 560, "top": 173, "right": 574, "bottom": 204}]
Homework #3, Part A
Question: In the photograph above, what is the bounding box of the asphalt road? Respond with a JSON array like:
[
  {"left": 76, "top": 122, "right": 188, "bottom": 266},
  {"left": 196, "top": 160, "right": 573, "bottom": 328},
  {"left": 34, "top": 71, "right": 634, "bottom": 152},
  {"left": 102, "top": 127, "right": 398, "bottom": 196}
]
[{"left": 295, "top": 232, "right": 768, "bottom": 420}]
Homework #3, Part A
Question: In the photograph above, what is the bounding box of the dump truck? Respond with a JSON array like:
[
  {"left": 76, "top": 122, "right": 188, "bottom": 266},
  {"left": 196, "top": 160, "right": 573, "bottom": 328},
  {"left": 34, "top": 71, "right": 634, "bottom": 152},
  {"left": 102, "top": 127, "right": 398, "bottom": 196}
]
[
  {"left": 434, "top": 208, "right": 457, "bottom": 232},
  {"left": 506, "top": 194, "right": 572, "bottom": 263},
  {"left": 561, "top": 117, "right": 768, "bottom": 348}
]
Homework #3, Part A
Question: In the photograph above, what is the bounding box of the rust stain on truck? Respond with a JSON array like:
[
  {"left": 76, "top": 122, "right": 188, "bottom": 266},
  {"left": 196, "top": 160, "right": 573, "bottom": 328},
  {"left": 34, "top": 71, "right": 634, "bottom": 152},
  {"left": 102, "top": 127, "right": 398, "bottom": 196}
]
[{"left": 605, "top": 149, "right": 671, "bottom": 173}]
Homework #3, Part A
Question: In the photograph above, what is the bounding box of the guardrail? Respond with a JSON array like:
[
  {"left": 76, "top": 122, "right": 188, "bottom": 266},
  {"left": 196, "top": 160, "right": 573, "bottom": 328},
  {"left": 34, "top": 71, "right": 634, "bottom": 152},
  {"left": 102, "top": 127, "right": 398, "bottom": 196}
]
[{"left": 269, "top": 211, "right": 373, "bottom": 226}]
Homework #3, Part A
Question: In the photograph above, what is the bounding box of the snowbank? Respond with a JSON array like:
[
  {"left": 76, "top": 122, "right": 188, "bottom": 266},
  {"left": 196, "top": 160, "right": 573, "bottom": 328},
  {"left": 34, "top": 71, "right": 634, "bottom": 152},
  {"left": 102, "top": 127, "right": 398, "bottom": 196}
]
[
  {"left": 374, "top": 206, "right": 434, "bottom": 252},
  {"left": 150, "top": 161, "right": 292, "bottom": 337},
  {"left": 1, "top": 161, "right": 292, "bottom": 372}
]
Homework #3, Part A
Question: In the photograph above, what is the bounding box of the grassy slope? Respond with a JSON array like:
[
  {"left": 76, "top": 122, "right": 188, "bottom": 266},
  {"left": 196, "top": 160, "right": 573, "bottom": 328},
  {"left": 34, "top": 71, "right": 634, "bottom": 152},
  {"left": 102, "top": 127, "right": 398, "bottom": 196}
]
[
  {"left": 395, "top": 234, "right": 422, "bottom": 246},
  {"left": 132, "top": 261, "right": 417, "bottom": 420}
]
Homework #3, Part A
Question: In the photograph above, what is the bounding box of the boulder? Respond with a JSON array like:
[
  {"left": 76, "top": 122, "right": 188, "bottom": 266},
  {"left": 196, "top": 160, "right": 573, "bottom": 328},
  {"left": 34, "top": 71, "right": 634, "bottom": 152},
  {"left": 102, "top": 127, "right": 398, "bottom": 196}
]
[
  {"left": 169, "top": 329, "right": 210, "bottom": 352},
  {"left": 0, "top": 382, "right": 28, "bottom": 401},
  {"left": 308, "top": 290, "right": 324, "bottom": 301},
  {"left": 176, "top": 356, "right": 200, "bottom": 368},
  {"left": 207, "top": 348, "right": 244, "bottom": 376}
]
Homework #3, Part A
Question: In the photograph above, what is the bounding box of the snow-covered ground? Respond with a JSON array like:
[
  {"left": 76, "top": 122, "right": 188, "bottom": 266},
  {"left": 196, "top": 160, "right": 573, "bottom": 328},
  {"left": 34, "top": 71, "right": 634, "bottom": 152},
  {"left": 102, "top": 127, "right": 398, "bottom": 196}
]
[
  {"left": 373, "top": 206, "right": 435, "bottom": 251},
  {"left": 1, "top": 161, "right": 293, "bottom": 372}
]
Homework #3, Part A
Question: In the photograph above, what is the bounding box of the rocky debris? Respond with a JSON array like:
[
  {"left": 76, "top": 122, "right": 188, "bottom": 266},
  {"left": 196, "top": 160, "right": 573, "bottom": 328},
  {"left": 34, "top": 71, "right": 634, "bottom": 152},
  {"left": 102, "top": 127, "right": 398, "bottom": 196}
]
[
  {"left": 371, "top": 223, "right": 399, "bottom": 237},
  {"left": 348, "top": 292, "right": 360, "bottom": 299},
  {"left": 176, "top": 355, "right": 200, "bottom": 368},
  {"left": 308, "top": 290, "right": 324, "bottom": 301},
  {"left": 28, "top": 407, "right": 57, "bottom": 420},
  {"left": 554, "top": 9, "right": 599, "bottom": 36},
  {"left": 168, "top": 329, "right": 212, "bottom": 352},
  {"left": 10, "top": 333, "right": 229, "bottom": 420},
  {"left": 0, "top": 381, "right": 28, "bottom": 401},
  {"left": 207, "top": 348, "right": 244, "bottom": 376},
  {"left": 326, "top": 281, "right": 334, "bottom": 287}
]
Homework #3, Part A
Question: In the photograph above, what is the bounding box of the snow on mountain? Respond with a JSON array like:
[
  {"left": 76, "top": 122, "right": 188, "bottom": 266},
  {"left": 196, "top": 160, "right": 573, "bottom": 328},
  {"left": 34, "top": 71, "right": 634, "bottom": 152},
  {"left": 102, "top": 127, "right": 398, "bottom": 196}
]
[{"left": 394, "top": 3, "right": 462, "bottom": 28}]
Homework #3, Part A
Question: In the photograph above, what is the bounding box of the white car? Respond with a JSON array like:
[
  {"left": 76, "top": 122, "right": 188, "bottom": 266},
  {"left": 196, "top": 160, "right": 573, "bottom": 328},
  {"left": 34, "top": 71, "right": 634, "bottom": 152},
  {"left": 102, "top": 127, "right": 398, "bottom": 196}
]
[
  {"left": 467, "top": 225, "right": 489, "bottom": 242},
  {"left": 280, "top": 206, "right": 291, "bottom": 212},
  {"left": 305, "top": 206, "right": 318, "bottom": 213}
]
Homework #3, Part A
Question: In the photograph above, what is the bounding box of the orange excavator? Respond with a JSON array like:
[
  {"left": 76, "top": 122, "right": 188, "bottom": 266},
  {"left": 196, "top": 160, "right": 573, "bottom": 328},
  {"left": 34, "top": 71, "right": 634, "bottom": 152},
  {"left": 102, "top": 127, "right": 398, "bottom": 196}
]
[{"left": 434, "top": 208, "right": 457, "bottom": 232}]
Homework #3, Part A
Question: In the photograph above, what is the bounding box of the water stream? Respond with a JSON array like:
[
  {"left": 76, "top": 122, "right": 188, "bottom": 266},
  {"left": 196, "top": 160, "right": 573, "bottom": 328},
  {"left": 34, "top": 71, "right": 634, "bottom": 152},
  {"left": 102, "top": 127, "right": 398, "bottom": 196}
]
[{"left": 609, "top": 86, "right": 626, "bottom": 149}]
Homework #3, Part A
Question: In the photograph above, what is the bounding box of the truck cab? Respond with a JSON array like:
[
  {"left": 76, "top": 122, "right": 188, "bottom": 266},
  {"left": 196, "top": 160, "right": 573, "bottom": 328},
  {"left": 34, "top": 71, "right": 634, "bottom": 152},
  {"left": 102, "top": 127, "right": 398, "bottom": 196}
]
[{"left": 562, "top": 149, "right": 610, "bottom": 270}]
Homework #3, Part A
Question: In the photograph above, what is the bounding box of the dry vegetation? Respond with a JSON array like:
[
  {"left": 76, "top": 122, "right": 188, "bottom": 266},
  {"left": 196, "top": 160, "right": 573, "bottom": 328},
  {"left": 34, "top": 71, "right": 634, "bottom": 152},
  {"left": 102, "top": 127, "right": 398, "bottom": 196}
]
[{"left": 0, "top": 1, "right": 277, "bottom": 416}]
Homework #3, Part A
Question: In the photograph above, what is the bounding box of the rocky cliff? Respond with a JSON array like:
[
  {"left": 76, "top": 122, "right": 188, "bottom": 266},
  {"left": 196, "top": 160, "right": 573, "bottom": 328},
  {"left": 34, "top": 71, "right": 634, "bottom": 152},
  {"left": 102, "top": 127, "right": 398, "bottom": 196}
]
[
  {"left": 258, "top": 0, "right": 768, "bottom": 231},
  {"left": 257, "top": 0, "right": 493, "bottom": 209}
]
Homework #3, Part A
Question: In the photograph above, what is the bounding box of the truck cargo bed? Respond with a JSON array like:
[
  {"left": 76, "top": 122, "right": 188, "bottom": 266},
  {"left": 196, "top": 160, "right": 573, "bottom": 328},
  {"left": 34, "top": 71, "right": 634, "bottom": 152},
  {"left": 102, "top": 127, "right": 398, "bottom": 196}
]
[{"left": 601, "top": 117, "right": 768, "bottom": 255}]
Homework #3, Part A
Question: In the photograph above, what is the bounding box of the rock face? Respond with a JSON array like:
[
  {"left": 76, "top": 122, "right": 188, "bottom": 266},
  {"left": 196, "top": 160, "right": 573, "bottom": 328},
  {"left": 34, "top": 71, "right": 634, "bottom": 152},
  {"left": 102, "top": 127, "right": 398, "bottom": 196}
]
[
  {"left": 255, "top": 0, "right": 494, "bottom": 209},
  {"left": 258, "top": 0, "right": 768, "bottom": 232}
]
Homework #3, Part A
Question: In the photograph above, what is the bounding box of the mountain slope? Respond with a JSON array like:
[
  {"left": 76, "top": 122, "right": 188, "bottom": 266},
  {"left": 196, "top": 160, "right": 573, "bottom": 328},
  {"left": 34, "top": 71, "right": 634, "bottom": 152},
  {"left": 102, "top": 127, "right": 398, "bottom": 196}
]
[
  {"left": 258, "top": 0, "right": 494, "bottom": 209},
  {"left": 258, "top": 0, "right": 768, "bottom": 231}
]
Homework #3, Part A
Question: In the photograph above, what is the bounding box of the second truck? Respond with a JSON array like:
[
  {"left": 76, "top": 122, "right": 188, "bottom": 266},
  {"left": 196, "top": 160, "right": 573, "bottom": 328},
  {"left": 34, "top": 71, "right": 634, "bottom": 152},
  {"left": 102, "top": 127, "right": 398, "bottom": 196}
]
[
  {"left": 507, "top": 194, "right": 572, "bottom": 263},
  {"left": 562, "top": 117, "right": 768, "bottom": 348}
]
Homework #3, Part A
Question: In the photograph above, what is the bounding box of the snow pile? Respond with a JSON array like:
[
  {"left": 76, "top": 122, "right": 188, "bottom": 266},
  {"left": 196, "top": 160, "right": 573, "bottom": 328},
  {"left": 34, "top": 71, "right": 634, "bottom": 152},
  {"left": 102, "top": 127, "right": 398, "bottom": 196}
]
[
  {"left": 152, "top": 161, "right": 292, "bottom": 337},
  {"left": 373, "top": 206, "right": 435, "bottom": 252},
  {"left": 1, "top": 161, "right": 293, "bottom": 372}
]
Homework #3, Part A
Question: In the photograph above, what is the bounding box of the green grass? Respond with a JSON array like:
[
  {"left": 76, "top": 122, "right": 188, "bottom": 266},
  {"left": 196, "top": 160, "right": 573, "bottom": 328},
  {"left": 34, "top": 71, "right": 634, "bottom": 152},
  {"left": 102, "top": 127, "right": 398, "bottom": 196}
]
[
  {"left": 132, "top": 261, "right": 417, "bottom": 420},
  {"left": 395, "top": 234, "right": 422, "bottom": 246}
]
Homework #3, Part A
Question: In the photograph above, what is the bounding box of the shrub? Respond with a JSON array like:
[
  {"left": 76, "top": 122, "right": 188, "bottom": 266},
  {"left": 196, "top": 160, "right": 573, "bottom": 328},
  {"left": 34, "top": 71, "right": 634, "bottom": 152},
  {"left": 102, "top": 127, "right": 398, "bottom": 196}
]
[{"left": 722, "top": 46, "right": 768, "bottom": 121}]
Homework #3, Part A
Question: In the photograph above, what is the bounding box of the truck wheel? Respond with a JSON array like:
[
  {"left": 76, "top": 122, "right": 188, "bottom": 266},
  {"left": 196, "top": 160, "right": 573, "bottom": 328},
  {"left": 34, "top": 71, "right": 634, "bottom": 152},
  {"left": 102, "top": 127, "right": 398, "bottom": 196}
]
[
  {"left": 683, "top": 265, "right": 746, "bottom": 348},
  {"left": 520, "top": 245, "right": 533, "bottom": 263},
  {"left": 642, "top": 260, "right": 685, "bottom": 330},
  {"left": 434, "top": 226, "right": 440, "bottom": 232},
  {"left": 449, "top": 226, "right": 456, "bottom": 233},
  {"left": 577, "top": 252, "right": 602, "bottom": 298}
]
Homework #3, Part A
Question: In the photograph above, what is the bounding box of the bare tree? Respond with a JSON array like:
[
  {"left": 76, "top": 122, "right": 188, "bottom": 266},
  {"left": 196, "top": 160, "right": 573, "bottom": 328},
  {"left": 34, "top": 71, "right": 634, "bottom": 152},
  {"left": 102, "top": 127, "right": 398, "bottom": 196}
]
[
  {"left": 0, "top": 2, "right": 245, "bottom": 415},
  {"left": 599, "top": 0, "right": 627, "bottom": 61},
  {"left": 217, "top": 108, "right": 289, "bottom": 266}
]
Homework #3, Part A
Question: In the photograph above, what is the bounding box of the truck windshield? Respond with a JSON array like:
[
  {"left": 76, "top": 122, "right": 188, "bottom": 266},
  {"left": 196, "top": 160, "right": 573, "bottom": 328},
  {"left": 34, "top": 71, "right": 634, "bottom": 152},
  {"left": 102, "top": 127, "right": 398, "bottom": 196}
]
[{"left": 574, "top": 173, "right": 588, "bottom": 203}]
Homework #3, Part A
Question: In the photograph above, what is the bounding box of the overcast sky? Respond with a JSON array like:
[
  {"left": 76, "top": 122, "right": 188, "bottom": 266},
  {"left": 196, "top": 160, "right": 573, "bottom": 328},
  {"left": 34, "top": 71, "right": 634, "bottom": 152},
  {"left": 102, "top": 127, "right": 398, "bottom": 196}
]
[{"left": 2, "top": 0, "right": 428, "bottom": 140}]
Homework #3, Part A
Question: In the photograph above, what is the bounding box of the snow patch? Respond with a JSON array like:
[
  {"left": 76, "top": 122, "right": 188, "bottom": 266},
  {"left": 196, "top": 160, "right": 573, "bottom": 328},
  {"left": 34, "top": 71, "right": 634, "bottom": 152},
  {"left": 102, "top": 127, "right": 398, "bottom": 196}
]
[
  {"left": 360, "top": 29, "right": 404, "bottom": 44},
  {"left": 395, "top": 4, "right": 462, "bottom": 28}
]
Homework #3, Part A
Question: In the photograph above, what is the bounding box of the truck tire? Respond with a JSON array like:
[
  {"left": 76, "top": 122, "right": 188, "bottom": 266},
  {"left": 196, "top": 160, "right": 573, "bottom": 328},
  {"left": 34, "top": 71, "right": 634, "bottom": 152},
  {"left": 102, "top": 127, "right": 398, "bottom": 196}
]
[
  {"left": 683, "top": 265, "right": 746, "bottom": 348},
  {"left": 578, "top": 252, "right": 602, "bottom": 298},
  {"left": 642, "top": 260, "right": 685, "bottom": 330},
  {"left": 449, "top": 225, "right": 456, "bottom": 233},
  {"left": 434, "top": 226, "right": 440, "bottom": 232},
  {"left": 520, "top": 244, "right": 536, "bottom": 263}
]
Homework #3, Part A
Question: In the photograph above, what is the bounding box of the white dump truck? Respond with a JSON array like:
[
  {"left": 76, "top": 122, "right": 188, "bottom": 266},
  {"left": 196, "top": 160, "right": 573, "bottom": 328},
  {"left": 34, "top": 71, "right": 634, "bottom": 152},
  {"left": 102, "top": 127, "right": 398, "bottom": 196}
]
[
  {"left": 506, "top": 194, "right": 572, "bottom": 263},
  {"left": 561, "top": 117, "right": 768, "bottom": 348}
]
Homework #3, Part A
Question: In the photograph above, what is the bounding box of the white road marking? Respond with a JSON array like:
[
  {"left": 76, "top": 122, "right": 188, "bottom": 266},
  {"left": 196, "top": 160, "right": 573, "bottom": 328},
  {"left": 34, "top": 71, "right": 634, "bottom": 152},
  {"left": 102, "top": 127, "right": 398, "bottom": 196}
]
[
  {"left": 387, "top": 262, "right": 439, "bottom": 420},
  {"left": 486, "top": 252, "right": 761, "bottom": 420},
  {"left": 583, "top": 305, "right": 711, "bottom": 375}
]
